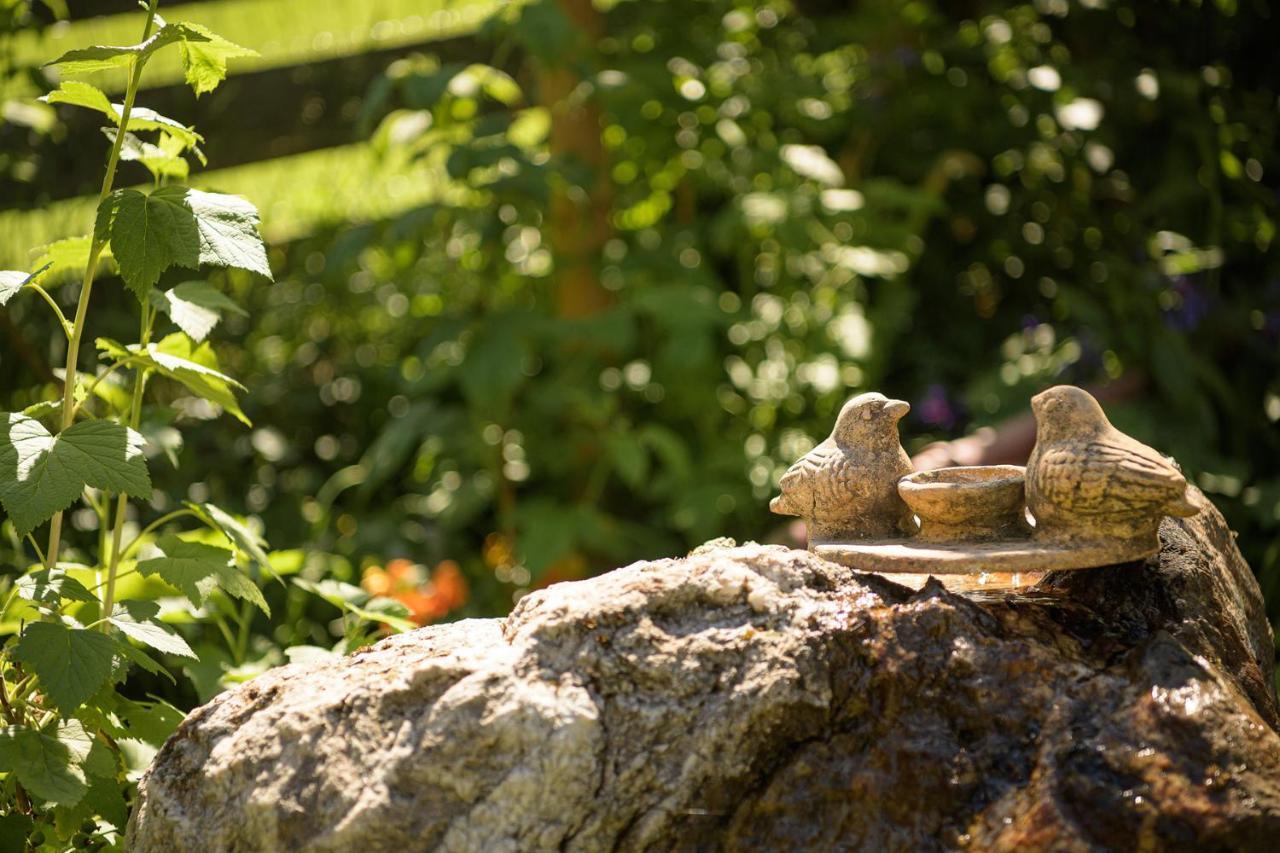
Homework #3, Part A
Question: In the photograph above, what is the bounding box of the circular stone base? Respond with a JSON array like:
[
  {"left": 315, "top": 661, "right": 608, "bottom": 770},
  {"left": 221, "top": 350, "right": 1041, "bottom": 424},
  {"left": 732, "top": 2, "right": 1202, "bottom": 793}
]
[{"left": 811, "top": 535, "right": 1158, "bottom": 575}]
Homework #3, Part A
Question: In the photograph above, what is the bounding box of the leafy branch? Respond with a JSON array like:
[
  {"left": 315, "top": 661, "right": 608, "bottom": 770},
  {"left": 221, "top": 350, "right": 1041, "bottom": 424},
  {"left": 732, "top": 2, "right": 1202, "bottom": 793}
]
[{"left": 0, "top": 1, "right": 273, "bottom": 844}]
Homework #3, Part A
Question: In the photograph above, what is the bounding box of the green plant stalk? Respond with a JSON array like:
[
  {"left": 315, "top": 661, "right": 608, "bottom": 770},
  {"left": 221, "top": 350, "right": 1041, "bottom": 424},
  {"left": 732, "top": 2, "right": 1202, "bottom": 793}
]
[
  {"left": 100, "top": 304, "right": 154, "bottom": 625},
  {"left": 119, "top": 508, "right": 198, "bottom": 560},
  {"left": 43, "top": 0, "right": 161, "bottom": 571}
]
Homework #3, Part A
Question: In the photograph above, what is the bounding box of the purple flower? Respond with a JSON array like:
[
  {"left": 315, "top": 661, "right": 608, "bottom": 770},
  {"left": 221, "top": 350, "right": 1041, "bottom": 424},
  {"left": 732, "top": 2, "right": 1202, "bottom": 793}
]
[{"left": 915, "top": 383, "right": 962, "bottom": 430}]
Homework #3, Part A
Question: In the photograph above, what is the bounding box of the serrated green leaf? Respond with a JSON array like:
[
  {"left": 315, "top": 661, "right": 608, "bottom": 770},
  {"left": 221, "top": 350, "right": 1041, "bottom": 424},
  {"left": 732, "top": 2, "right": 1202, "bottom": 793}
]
[
  {"left": 119, "top": 106, "right": 202, "bottom": 150},
  {"left": 54, "top": 719, "right": 116, "bottom": 779},
  {"left": 111, "top": 637, "right": 174, "bottom": 683},
  {"left": 136, "top": 534, "right": 269, "bottom": 614},
  {"left": 41, "top": 79, "right": 113, "bottom": 116},
  {"left": 213, "top": 564, "right": 270, "bottom": 615},
  {"left": 0, "top": 725, "right": 87, "bottom": 805},
  {"left": 100, "top": 334, "right": 248, "bottom": 424},
  {"left": 167, "top": 187, "right": 271, "bottom": 279},
  {"left": 149, "top": 280, "right": 246, "bottom": 342},
  {"left": 293, "top": 577, "right": 367, "bottom": 608},
  {"left": 42, "top": 81, "right": 202, "bottom": 150},
  {"left": 13, "top": 622, "right": 118, "bottom": 716},
  {"left": 176, "top": 22, "right": 256, "bottom": 97},
  {"left": 0, "top": 270, "right": 31, "bottom": 306},
  {"left": 188, "top": 501, "right": 271, "bottom": 571},
  {"left": 110, "top": 601, "right": 197, "bottom": 659},
  {"left": 104, "top": 129, "right": 190, "bottom": 181},
  {"left": 94, "top": 189, "right": 197, "bottom": 296},
  {"left": 16, "top": 568, "right": 98, "bottom": 608},
  {"left": 45, "top": 44, "right": 142, "bottom": 76},
  {"left": 114, "top": 697, "right": 185, "bottom": 747},
  {"left": 2, "top": 264, "right": 51, "bottom": 306},
  {"left": 95, "top": 186, "right": 270, "bottom": 296},
  {"left": 135, "top": 535, "right": 232, "bottom": 605},
  {"left": 293, "top": 579, "right": 413, "bottom": 631},
  {"left": 0, "top": 414, "right": 151, "bottom": 537},
  {"left": 44, "top": 21, "right": 219, "bottom": 76},
  {"left": 30, "top": 236, "right": 114, "bottom": 282}
]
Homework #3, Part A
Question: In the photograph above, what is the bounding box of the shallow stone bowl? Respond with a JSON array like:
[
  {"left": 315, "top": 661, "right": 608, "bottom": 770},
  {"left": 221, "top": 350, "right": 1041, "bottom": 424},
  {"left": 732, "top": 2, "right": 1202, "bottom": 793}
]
[{"left": 898, "top": 465, "right": 1027, "bottom": 542}]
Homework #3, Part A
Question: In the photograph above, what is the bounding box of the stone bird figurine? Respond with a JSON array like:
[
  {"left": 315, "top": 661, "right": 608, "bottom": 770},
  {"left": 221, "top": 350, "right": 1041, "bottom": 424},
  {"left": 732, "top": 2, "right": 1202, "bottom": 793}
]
[
  {"left": 770, "top": 392, "right": 913, "bottom": 541},
  {"left": 1026, "top": 385, "right": 1197, "bottom": 545}
]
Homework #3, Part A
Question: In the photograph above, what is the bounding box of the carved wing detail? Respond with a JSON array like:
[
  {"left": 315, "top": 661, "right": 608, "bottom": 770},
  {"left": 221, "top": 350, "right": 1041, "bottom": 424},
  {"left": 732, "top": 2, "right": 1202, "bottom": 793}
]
[{"left": 1035, "top": 439, "right": 1185, "bottom": 515}]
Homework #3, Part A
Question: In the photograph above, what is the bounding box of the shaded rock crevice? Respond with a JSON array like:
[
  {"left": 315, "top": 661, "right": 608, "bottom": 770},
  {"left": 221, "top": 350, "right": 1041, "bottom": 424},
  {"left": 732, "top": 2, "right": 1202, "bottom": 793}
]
[{"left": 130, "top": 493, "right": 1278, "bottom": 852}]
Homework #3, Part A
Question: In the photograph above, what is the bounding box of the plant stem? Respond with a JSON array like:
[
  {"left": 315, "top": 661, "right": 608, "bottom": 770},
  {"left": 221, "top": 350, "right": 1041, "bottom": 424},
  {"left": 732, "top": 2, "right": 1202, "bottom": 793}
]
[
  {"left": 100, "top": 304, "right": 154, "bottom": 626},
  {"left": 119, "top": 508, "right": 198, "bottom": 560},
  {"left": 43, "top": 0, "right": 161, "bottom": 572},
  {"left": 27, "top": 283, "right": 71, "bottom": 337}
]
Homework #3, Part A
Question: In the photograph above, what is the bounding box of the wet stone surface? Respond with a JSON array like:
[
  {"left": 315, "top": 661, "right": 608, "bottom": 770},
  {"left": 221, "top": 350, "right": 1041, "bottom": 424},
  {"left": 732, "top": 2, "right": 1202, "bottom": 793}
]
[{"left": 130, "top": 490, "right": 1278, "bottom": 852}]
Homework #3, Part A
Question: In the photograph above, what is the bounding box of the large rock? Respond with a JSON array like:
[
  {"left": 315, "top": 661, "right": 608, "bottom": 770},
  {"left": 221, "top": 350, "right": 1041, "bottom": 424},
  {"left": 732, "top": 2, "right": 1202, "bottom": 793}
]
[{"left": 129, "top": 491, "right": 1280, "bottom": 851}]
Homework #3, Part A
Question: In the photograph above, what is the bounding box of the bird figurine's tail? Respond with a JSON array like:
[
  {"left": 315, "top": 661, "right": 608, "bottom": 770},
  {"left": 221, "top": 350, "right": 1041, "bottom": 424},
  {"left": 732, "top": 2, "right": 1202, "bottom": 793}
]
[{"left": 1168, "top": 490, "right": 1199, "bottom": 518}]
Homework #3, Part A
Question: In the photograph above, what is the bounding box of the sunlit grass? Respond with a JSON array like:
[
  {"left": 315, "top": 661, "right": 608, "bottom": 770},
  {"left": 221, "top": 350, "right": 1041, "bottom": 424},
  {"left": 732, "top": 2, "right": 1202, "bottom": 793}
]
[
  {"left": 4, "top": 0, "right": 503, "bottom": 95},
  {"left": 0, "top": 142, "right": 480, "bottom": 268}
]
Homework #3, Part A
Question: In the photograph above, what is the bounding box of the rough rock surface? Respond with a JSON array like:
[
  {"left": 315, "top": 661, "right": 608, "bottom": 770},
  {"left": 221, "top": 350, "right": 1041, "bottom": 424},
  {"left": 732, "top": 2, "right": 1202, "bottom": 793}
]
[{"left": 129, "top": 490, "right": 1280, "bottom": 851}]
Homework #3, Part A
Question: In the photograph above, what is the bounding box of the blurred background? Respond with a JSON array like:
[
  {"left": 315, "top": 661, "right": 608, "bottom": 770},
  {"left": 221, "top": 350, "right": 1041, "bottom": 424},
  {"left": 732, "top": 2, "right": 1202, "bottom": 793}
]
[{"left": 2, "top": 0, "right": 1278, "bottom": 699}]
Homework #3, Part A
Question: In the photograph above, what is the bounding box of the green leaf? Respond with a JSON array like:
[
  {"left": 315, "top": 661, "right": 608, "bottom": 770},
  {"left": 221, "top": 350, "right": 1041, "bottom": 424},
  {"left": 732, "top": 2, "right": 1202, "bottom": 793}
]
[
  {"left": 54, "top": 719, "right": 116, "bottom": 779},
  {"left": 0, "top": 725, "right": 87, "bottom": 805},
  {"left": 104, "top": 129, "right": 190, "bottom": 181},
  {"left": 0, "top": 270, "right": 33, "bottom": 306},
  {"left": 43, "top": 81, "right": 203, "bottom": 150},
  {"left": 137, "top": 534, "right": 269, "bottom": 615},
  {"left": 149, "top": 280, "right": 246, "bottom": 342},
  {"left": 16, "top": 568, "right": 98, "bottom": 608},
  {"left": 111, "top": 637, "right": 174, "bottom": 683},
  {"left": 293, "top": 579, "right": 415, "bottom": 632},
  {"left": 44, "top": 21, "right": 222, "bottom": 76},
  {"left": 213, "top": 565, "right": 270, "bottom": 615},
  {"left": 175, "top": 22, "right": 256, "bottom": 97},
  {"left": 94, "top": 189, "right": 195, "bottom": 297},
  {"left": 134, "top": 535, "right": 232, "bottom": 605},
  {"left": 0, "top": 414, "right": 151, "bottom": 537},
  {"left": 118, "top": 106, "right": 203, "bottom": 151},
  {"left": 41, "top": 79, "right": 112, "bottom": 116},
  {"left": 12, "top": 622, "right": 118, "bottom": 716},
  {"left": 188, "top": 501, "right": 271, "bottom": 571},
  {"left": 31, "top": 236, "right": 114, "bottom": 282},
  {"left": 0, "top": 813, "right": 35, "bottom": 849},
  {"left": 45, "top": 44, "right": 144, "bottom": 76},
  {"left": 109, "top": 600, "right": 197, "bottom": 659},
  {"left": 95, "top": 186, "right": 271, "bottom": 296},
  {"left": 98, "top": 335, "right": 248, "bottom": 425},
  {"left": 172, "top": 187, "right": 271, "bottom": 279},
  {"left": 114, "top": 697, "right": 185, "bottom": 747},
  {"left": 292, "top": 577, "right": 366, "bottom": 609}
]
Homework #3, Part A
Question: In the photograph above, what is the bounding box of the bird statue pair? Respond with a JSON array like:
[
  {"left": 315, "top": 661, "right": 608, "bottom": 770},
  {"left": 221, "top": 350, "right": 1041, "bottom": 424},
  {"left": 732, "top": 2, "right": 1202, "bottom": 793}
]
[{"left": 770, "top": 386, "right": 1197, "bottom": 549}]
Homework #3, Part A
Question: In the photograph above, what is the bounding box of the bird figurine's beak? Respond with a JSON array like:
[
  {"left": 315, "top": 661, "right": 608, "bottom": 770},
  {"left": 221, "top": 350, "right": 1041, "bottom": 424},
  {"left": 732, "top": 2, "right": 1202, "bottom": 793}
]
[{"left": 883, "top": 399, "right": 910, "bottom": 420}]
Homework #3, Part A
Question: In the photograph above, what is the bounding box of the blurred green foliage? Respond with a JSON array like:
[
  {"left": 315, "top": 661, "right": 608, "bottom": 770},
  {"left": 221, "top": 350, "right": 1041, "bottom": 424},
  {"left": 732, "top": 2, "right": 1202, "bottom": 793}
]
[{"left": 3, "top": 0, "right": 1279, "bottom": 708}]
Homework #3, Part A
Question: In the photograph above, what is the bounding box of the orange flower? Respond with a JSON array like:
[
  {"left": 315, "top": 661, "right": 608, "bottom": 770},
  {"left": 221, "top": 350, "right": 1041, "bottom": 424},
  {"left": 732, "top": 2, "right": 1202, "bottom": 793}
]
[{"left": 363, "top": 559, "right": 469, "bottom": 626}]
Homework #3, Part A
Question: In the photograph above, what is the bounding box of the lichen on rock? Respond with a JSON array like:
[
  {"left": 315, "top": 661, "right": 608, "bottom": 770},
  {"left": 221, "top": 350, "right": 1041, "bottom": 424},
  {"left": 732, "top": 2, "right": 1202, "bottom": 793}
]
[{"left": 129, "top": 491, "right": 1280, "bottom": 851}]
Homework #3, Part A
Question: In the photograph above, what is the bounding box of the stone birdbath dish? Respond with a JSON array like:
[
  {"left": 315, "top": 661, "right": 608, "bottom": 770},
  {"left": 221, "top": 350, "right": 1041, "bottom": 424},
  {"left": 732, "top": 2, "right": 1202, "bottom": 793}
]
[
  {"left": 898, "top": 465, "right": 1027, "bottom": 542},
  {"left": 771, "top": 384, "right": 1200, "bottom": 577}
]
